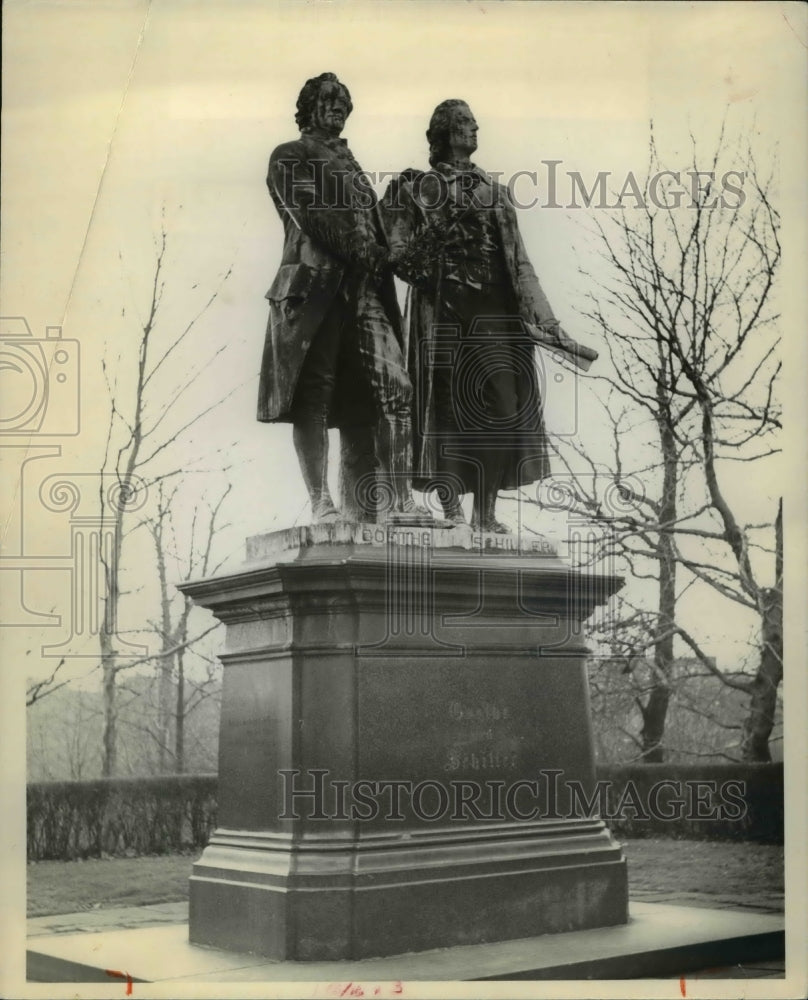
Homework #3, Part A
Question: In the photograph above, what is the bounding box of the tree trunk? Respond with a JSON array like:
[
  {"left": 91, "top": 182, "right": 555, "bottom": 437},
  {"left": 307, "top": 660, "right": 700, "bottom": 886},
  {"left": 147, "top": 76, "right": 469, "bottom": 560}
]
[
  {"left": 740, "top": 590, "right": 782, "bottom": 760},
  {"left": 100, "top": 535, "right": 120, "bottom": 777},
  {"left": 741, "top": 501, "right": 783, "bottom": 761},
  {"left": 99, "top": 478, "right": 126, "bottom": 778},
  {"left": 740, "top": 658, "right": 779, "bottom": 761},
  {"left": 642, "top": 412, "right": 677, "bottom": 763},
  {"left": 154, "top": 534, "right": 175, "bottom": 774},
  {"left": 175, "top": 648, "right": 185, "bottom": 774},
  {"left": 640, "top": 685, "right": 670, "bottom": 763},
  {"left": 100, "top": 645, "right": 117, "bottom": 778}
]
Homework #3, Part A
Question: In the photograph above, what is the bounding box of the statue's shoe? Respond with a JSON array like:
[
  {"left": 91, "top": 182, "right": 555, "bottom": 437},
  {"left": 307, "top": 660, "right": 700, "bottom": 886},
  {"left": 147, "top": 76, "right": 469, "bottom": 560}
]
[
  {"left": 378, "top": 500, "right": 455, "bottom": 528},
  {"left": 312, "top": 498, "right": 340, "bottom": 524},
  {"left": 441, "top": 504, "right": 468, "bottom": 527},
  {"left": 472, "top": 517, "right": 512, "bottom": 535}
]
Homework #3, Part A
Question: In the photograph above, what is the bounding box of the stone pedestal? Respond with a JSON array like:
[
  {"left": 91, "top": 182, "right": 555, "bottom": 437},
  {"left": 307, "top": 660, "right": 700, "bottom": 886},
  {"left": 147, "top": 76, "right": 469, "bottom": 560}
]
[{"left": 178, "top": 523, "right": 628, "bottom": 961}]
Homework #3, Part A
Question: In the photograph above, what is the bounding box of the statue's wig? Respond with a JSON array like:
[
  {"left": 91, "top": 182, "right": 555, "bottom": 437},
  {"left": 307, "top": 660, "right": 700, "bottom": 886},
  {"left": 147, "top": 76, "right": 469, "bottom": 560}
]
[
  {"left": 426, "top": 99, "right": 471, "bottom": 168},
  {"left": 295, "top": 72, "right": 353, "bottom": 132}
]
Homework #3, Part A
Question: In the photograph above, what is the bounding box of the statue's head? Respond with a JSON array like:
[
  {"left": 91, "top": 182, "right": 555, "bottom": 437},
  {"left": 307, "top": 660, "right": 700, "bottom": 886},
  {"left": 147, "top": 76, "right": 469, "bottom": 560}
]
[
  {"left": 426, "top": 99, "right": 478, "bottom": 167},
  {"left": 295, "top": 72, "right": 353, "bottom": 137}
]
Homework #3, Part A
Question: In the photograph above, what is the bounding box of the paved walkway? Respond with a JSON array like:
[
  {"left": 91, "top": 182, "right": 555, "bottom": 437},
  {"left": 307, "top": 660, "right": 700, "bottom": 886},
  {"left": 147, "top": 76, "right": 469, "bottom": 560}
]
[
  {"left": 29, "top": 888, "right": 785, "bottom": 938},
  {"left": 27, "top": 893, "right": 785, "bottom": 981},
  {"left": 28, "top": 900, "right": 189, "bottom": 938},
  {"left": 630, "top": 888, "right": 784, "bottom": 913}
]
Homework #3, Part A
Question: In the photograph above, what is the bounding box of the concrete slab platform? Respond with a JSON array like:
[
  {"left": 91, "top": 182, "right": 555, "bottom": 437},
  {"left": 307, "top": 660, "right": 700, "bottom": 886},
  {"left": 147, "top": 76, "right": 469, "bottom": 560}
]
[
  {"left": 27, "top": 901, "right": 784, "bottom": 983},
  {"left": 27, "top": 901, "right": 189, "bottom": 938}
]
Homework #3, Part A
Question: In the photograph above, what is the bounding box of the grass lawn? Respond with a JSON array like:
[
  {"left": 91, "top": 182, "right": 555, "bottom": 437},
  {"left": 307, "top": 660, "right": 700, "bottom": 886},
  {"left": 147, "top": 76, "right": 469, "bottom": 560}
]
[
  {"left": 624, "top": 837, "right": 784, "bottom": 899},
  {"left": 27, "top": 852, "right": 200, "bottom": 917},
  {"left": 27, "top": 838, "right": 784, "bottom": 918}
]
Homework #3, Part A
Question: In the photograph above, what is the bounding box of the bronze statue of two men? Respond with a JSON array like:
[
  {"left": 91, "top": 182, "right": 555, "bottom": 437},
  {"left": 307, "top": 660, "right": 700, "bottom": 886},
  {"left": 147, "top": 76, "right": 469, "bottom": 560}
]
[{"left": 258, "top": 72, "right": 597, "bottom": 532}]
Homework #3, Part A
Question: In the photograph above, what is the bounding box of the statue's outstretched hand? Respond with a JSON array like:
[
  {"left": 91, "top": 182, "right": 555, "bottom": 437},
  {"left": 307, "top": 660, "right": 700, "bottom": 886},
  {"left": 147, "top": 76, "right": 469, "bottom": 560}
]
[{"left": 526, "top": 321, "right": 599, "bottom": 372}]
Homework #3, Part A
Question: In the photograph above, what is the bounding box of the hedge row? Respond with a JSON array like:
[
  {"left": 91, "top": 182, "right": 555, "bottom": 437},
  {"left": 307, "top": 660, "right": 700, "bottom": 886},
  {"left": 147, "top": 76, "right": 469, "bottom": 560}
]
[
  {"left": 596, "top": 762, "right": 783, "bottom": 843},
  {"left": 27, "top": 774, "right": 217, "bottom": 861},
  {"left": 27, "top": 763, "right": 783, "bottom": 861}
]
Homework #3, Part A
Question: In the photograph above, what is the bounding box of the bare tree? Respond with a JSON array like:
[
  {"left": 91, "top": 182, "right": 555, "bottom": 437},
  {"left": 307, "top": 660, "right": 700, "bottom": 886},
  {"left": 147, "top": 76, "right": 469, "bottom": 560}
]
[
  {"left": 537, "top": 120, "right": 781, "bottom": 760},
  {"left": 97, "top": 217, "right": 236, "bottom": 776},
  {"left": 26, "top": 658, "right": 71, "bottom": 708},
  {"left": 141, "top": 480, "right": 231, "bottom": 773},
  {"left": 586, "top": 593, "right": 776, "bottom": 763},
  {"left": 27, "top": 687, "right": 102, "bottom": 780}
]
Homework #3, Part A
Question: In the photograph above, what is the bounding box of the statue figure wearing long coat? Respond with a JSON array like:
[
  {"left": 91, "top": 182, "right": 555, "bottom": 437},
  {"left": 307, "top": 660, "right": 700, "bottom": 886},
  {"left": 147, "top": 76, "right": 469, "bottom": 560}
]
[
  {"left": 258, "top": 72, "right": 426, "bottom": 523},
  {"left": 382, "top": 99, "right": 597, "bottom": 532}
]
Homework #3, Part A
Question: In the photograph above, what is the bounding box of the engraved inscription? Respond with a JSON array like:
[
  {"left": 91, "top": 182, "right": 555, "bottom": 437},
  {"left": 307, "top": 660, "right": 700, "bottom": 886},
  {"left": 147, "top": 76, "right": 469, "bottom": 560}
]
[
  {"left": 470, "top": 533, "right": 555, "bottom": 553},
  {"left": 444, "top": 700, "right": 518, "bottom": 772},
  {"left": 448, "top": 700, "right": 509, "bottom": 723},
  {"left": 444, "top": 749, "right": 519, "bottom": 772},
  {"left": 360, "top": 526, "right": 434, "bottom": 547}
]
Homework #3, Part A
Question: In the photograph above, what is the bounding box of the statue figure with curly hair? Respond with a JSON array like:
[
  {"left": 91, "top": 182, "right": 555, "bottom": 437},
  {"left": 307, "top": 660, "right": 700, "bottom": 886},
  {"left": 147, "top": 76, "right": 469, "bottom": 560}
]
[
  {"left": 258, "top": 72, "right": 429, "bottom": 524},
  {"left": 382, "top": 99, "right": 598, "bottom": 532}
]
